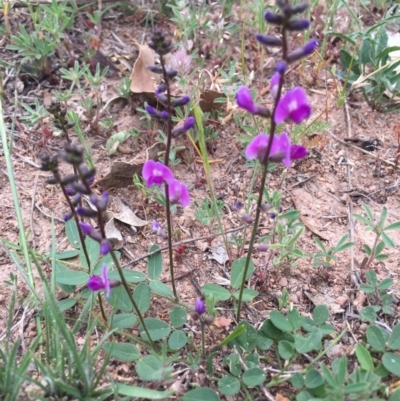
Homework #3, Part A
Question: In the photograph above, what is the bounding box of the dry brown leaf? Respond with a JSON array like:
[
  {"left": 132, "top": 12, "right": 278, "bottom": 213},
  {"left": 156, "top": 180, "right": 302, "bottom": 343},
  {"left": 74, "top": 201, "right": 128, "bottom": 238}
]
[
  {"left": 130, "top": 43, "right": 157, "bottom": 94},
  {"left": 276, "top": 394, "right": 290, "bottom": 401},
  {"left": 213, "top": 316, "right": 232, "bottom": 329}
]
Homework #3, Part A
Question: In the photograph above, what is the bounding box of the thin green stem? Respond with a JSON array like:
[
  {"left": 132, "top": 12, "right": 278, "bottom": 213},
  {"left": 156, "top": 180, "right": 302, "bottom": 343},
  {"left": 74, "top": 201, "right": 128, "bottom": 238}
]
[
  {"left": 365, "top": 231, "right": 381, "bottom": 270},
  {"left": 200, "top": 320, "right": 206, "bottom": 358},
  {"left": 110, "top": 250, "right": 156, "bottom": 350}
]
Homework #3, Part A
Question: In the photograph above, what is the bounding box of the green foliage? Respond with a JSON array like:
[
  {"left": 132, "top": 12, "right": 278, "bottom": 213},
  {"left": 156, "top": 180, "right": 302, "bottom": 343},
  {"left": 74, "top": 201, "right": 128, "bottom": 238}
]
[
  {"left": 313, "top": 234, "right": 354, "bottom": 269},
  {"left": 194, "top": 198, "right": 225, "bottom": 226}
]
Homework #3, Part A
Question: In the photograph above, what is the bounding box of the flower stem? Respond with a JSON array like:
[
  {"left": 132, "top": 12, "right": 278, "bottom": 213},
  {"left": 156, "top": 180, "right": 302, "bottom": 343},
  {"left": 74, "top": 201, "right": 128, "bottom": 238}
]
[{"left": 200, "top": 320, "right": 206, "bottom": 358}]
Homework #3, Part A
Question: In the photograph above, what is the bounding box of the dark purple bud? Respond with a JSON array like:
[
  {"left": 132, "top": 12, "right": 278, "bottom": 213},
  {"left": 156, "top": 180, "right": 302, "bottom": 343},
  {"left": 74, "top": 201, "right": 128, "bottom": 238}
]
[
  {"left": 269, "top": 212, "right": 277, "bottom": 219},
  {"left": 241, "top": 213, "right": 253, "bottom": 225},
  {"left": 76, "top": 207, "right": 98, "bottom": 217},
  {"left": 80, "top": 222, "right": 94, "bottom": 235},
  {"left": 232, "top": 200, "right": 244, "bottom": 211},
  {"left": 255, "top": 34, "right": 283, "bottom": 47},
  {"left": 264, "top": 11, "right": 285, "bottom": 25},
  {"left": 195, "top": 298, "right": 206, "bottom": 315},
  {"left": 287, "top": 19, "right": 310, "bottom": 31},
  {"left": 61, "top": 174, "right": 78, "bottom": 185},
  {"left": 45, "top": 177, "right": 58, "bottom": 185},
  {"left": 155, "top": 93, "right": 168, "bottom": 105},
  {"left": 109, "top": 279, "right": 121, "bottom": 289},
  {"left": 71, "top": 193, "right": 82, "bottom": 205},
  {"left": 40, "top": 154, "right": 58, "bottom": 172},
  {"left": 79, "top": 165, "right": 96, "bottom": 181},
  {"left": 261, "top": 203, "right": 271, "bottom": 212},
  {"left": 172, "top": 117, "right": 195, "bottom": 137},
  {"left": 70, "top": 182, "right": 90, "bottom": 195},
  {"left": 155, "top": 83, "right": 168, "bottom": 95},
  {"left": 147, "top": 65, "right": 163, "bottom": 74},
  {"left": 287, "top": 39, "right": 318, "bottom": 63},
  {"left": 203, "top": 316, "right": 215, "bottom": 325},
  {"left": 63, "top": 212, "right": 73, "bottom": 222},
  {"left": 65, "top": 187, "right": 76, "bottom": 196},
  {"left": 87, "top": 175, "right": 95, "bottom": 185},
  {"left": 257, "top": 244, "right": 269, "bottom": 252},
  {"left": 100, "top": 239, "right": 111, "bottom": 255},
  {"left": 166, "top": 68, "right": 178, "bottom": 79},
  {"left": 172, "top": 96, "right": 190, "bottom": 107},
  {"left": 253, "top": 105, "right": 271, "bottom": 118},
  {"left": 146, "top": 105, "right": 159, "bottom": 118},
  {"left": 95, "top": 192, "right": 109, "bottom": 212},
  {"left": 275, "top": 61, "right": 287, "bottom": 74},
  {"left": 160, "top": 111, "right": 170, "bottom": 119}
]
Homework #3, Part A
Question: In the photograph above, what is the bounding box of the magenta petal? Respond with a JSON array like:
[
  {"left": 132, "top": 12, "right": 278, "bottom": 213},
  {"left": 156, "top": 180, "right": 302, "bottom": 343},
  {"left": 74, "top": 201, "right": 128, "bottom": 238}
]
[
  {"left": 270, "top": 72, "right": 280, "bottom": 100},
  {"left": 245, "top": 134, "right": 269, "bottom": 162},
  {"left": 142, "top": 160, "right": 174, "bottom": 187},
  {"left": 178, "top": 183, "right": 190, "bottom": 207},
  {"left": 290, "top": 104, "right": 311, "bottom": 124},
  {"left": 142, "top": 160, "right": 156, "bottom": 182},
  {"left": 236, "top": 86, "right": 257, "bottom": 113},
  {"left": 290, "top": 145, "right": 308, "bottom": 160},
  {"left": 274, "top": 95, "right": 289, "bottom": 125},
  {"left": 102, "top": 264, "right": 110, "bottom": 298},
  {"left": 168, "top": 179, "right": 190, "bottom": 207},
  {"left": 270, "top": 132, "right": 291, "bottom": 168},
  {"left": 87, "top": 276, "right": 104, "bottom": 292}
]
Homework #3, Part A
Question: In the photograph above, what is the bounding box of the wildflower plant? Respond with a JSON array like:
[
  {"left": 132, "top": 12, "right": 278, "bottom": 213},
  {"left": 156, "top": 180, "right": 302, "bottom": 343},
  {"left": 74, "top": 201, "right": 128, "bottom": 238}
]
[{"left": 234, "top": 0, "right": 316, "bottom": 320}]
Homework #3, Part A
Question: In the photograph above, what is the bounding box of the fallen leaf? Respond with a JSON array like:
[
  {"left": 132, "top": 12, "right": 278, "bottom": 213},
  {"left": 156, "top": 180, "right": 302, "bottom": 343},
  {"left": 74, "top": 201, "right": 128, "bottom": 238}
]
[
  {"left": 208, "top": 243, "right": 229, "bottom": 265},
  {"left": 276, "top": 394, "right": 290, "bottom": 401},
  {"left": 304, "top": 291, "right": 344, "bottom": 314},
  {"left": 104, "top": 214, "right": 123, "bottom": 250},
  {"left": 111, "top": 197, "right": 147, "bottom": 227},
  {"left": 213, "top": 316, "right": 232, "bottom": 329},
  {"left": 97, "top": 161, "right": 142, "bottom": 189},
  {"left": 130, "top": 43, "right": 158, "bottom": 94},
  {"left": 199, "top": 89, "right": 225, "bottom": 112}
]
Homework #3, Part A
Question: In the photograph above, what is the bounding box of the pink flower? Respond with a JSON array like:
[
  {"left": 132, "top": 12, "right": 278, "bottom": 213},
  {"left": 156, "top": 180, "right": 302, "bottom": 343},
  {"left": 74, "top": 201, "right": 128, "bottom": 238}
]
[
  {"left": 168, "top": 48, "right": 192, "bottom": 76},
  {"left": 142, "top": 160, "right": 174, "bottom": 187},
  {"left": 236, "top": 86, "right": 270, "bottom": 118},
  {"left": 87, "top": 264, "right": 110, "bottom": 297},
  {"left": 270, "top": 72, "right": 280, "bottom": 100},
  {"left": 275, "top": 87, "right": 311, "bottom": 125},
  {"left": 245, "top": 132, "right": 307, "bottom": 167},
  {"left": 166, "top": 179, "right": 190, "bottom": 207}
]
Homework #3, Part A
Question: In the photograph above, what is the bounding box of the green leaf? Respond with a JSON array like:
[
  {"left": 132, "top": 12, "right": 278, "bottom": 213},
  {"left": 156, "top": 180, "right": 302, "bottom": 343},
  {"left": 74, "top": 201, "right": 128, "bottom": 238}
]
[
  {"left": 381, "top": 231, "right": 395, "bottom": 249},
  {"left": 108, "top": 269, "right": 146, "bottom": 283},
  {"left": 244, "top": 353, "right": 259, "bottom": 369},
  {"left": 366, "top": 270, "right": 377, "bottom": 286},
  {"left": 294, "top": 330, "right": 322, "bottom": 354},
  {"left": 56, "top": 268, "right": 89, "bottom": 286},
  {"left": 103, "top": 342, "right": 140, "bottom": 362},
  {"left": 313, "top": 305, "right": 329, "bottom": 325},
  {"left": 218, "top": 376, "right": 240, "bottom": 396},
  {"left": 183, "top": 388, "right": 220, "bottom": 401},
  {"left": 168, "top": 330, "right": 187, "bottom": 350},
  {"left": 278, "top": 340, "right": 294, "bottom": 359},
  {"left": 149, "top": 280, "right": 174, "bottom": 297},
  {"left": 136, "top": 355, "right": 165, "bottom": 381},
  {"left": 384, "top": 221, "right": 400, "bottom": 231},
  {"left": 230, "top": 257, "right": 254, "bottom": 288},
  {"left": 133, "top": 283, "right": 151, "bottom": 314},
  {"left": 261, "top": 319, "right": 284, "bottom": 340},
  {"left": 366, "top": 325, "right": 386, "bottom": 351},
  {"left": 232, "top": 288, "right": 259, "bottom": 302},
  {"left": 375, "top": 362, "right": 390, "bottom": 378},
  {"left": 377, "top": 277, "right": 393, "bottom": 291},
  {"left": 228, "top": 320, "right": 257, "bottom": 352},
  {"left": 362, "top": 204, "right": 374, "bottom": 222},
  {"left": 374, "top": 241, "right": 385, "bottom": 257},
  {"left": 360, "top": 284, "right": 375, "bottom": 294},
  {"left": 139, "top": 318, "right": 171, "bottom": 341},
  {"left": 80, "top": 237, "right": 99, "bottom": 270},
  {"left": 202, "top": 283, "right": 231, "bottom": 301},
  {"left": 148, "top": 244, "right": 162, "bottom": 279},
  {"left": 360, "top": 306, "right": 377, "bottom": 323},
  {"left": 355, "top": 343, "right": 374, "bottom": 370},
  {"left": 353, "top": 213, "right": 370, "bottom": 225},
  {"left": 107, "top": 286, "right": 132, "bottom": 312},
  {"left": 270, "top": 311, "right": 292, "bottom": 332},
  {"left": 305, "top": 369, "right": 324, "bottom": 389},
  {"left": 288, "top": 309, "right": 302, "bottom": 331},
  {"left": 388, "top": 324, "right": 400, "bottom": 350},
  {"left": 390, "top": 389, "right": 400, "bottom": 401},
  {"left": 58, "top": 298, "right": 76, "bottom": 311},
  {"left": 56, "top": 250, "right": 80, "bottom": 260},
  {"left": 118, "top": 384, "right": 173, "bottom": 399},
  {"left": 257, "top": 331, "right": 273, "bottom": 351},
  {"left": 291, "top": 372, "right": 304, "bottom": 389},
  {"left": 111, "top": 313, "right": 137, "bottom": 329},
  {"left": 280, "top": 210, "right": 300, "bottom": 220},
  {"left": 65, "top": 219, "right": 80, "bottom": 248},
  {"left": 242, "top": 367, "right": 266, "bottom": 387},
  {"left": 296, "top": 391, "right": 313, "bottom": 401},
  {"left": 169, "top": 306, "right": 187, "bottom": 328},
  {"left": 382, "top": 353, "right": 400, "bottom": 376}
]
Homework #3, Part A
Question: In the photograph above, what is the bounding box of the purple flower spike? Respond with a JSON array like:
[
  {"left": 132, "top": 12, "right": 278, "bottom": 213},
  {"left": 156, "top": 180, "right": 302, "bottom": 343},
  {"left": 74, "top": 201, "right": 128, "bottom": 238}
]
[
  {"left": 195, "top": 298, "right": 206, "bottom": 315},
  {"left": 275, "top": 87, "right": 311, "bottom": 125},
  {"left": 87, "top": 263, "right": 110, "bottom": 297},
  {"left": 167, "top": 179, "right": 190, "bottom": 207},
  {"left": 236, "top": 86, "right": 257, "bottom": 113},
  {"left": 270, "top": 72, "right": 280, "bottom": 100},
  {"left": 142, "top": 160, "right": 174, "bottom": 187}
]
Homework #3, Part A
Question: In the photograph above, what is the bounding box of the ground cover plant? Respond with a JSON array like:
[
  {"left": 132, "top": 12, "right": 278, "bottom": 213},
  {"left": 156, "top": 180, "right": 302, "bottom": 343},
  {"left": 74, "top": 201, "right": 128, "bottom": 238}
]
[{"left": 1, "top": 0, "right": 400, "bottom": 400}]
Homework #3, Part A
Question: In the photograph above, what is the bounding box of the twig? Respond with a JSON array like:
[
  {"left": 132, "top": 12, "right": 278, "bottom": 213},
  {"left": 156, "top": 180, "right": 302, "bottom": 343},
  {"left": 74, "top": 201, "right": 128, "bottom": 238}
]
[
  {"left": 288, "top": 173, "right": 318, "bottom": 189},
  {"left": 34, "top": 203, "right": 64, "bottom": 223},
  {"left": 233, "top": 347, "right": 276, "bottom": 401}
]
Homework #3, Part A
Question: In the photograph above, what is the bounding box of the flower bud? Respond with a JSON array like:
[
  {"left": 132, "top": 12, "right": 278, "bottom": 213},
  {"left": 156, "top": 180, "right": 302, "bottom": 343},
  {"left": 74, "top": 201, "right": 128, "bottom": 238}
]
[
  {"left": 264, "top": 11, "right": 285, "bottom": 25},
  {"left": 70, "top": 182, "right": 90, "bottom": 195},
  {"left": 254, "top": 105, "right": 271, "bottom": 118},
  {"left": 287, "top": 19, "right": 310, "bottom": 31},
  {"left": 261, "top": 203, "right": 271, "bottom": 212},
  {"left": 63, "top": 212, "right": 73, "bottom": 222},
  {"left": 76, "top": 207, "right": 97, "bottom": 218},
  {"left": 255, "top": 34, "right": 283, "bottom": 47},
  {"left": 172, "top": 117, "right": 195, "bottom": 137},
  {"left": 256, "top": 243, "right": 269, "bottom": 252},
  {"left": 241, "top": 213, "right": 253, "bottom": 225},
  {"left": 171, "top": 96, "right": 190, "bottom": 107},
  {"left": 289, "top": 2, "right": 309, "bottom": 15},
  {"left": 71, "top": 193, "right": 82, "bottom": 206},
  {"left": 275, "top": 61, "right": 287, "bottom": 74},
  {"left": 91, "top": 191, "right": 109, "bottom": 212},
  {"left": 203, "top": 316, "right": 215, "bottom": 326},
  {"left": 45, "top": 177, "right": 58, "bottom": 185},
  {"left": 61, "top": 173, "right": 78, "bottom": 185},
  {"left": 100, "top": 239, "right": 111, "bottom": 255},
  {"left": 79, "top": 222, "right": 103, "bottom": 242},
  {"left": 195, "top": 298, "right": 206, "bottom": 315},
  {"left": 155, "top": 92, "right": 168, "bottom": 105},
  {"left": 155, "top": 83, "right": 168, "bottom": 94},
  {"left": 109, "top": 279, "right": 121, "bottom": 289},
  {"left": 147, "top": 65, "right": 163, "bottom": 74},
  {"left": 287, "top": 39, "right": 317, "bottom": 63},
  {"left": 65, "top": 187, "right": 76, "bottom": 196}
]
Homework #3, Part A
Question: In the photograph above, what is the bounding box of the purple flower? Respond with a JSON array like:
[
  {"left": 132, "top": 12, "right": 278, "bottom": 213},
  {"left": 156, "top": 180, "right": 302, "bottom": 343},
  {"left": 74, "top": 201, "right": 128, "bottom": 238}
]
[
  {"left": 245, "top": 132, "right": 307, "bottom": 167},
  {"left": 90, "top": 191, "right": 109, "bottom": 212},
  {"left": 255, "top": 34, "right": 282, "bottom": 47},
  {"left": 79, "top": 222, "right": 103, "bottom": 242},
  {"left": 172, "top": 96, "right": 190, "bottom": 107},
  {"left": 166, "top": 179, "right": 190, "bottom": 207},
  {"left": 275, "top": 87, "right": 311, "bottom": 125},
  {"left": 236, "top": 86, "right": 270, "bottom": 118},
  {"left": 142, "top": 160, "right": 174, "bottom": 187},
  {"left": 152, "top": 220, "right": 167, "bottom": 239},
  {"left": 100, "top": 239, "right": 111, "bottom": 255},
  {"left": 241, "top": 213, "right": 253, "bottom": 225},
  {"left": 145, "top": 105, "right": 169, "bottom": 120},
  {"left": 195, "top": 298, "right": 206, "bottom": 315},
  {"left": 270, "top": 72, "right": 280, "bottom": 100},
  {"left": 287, "top": 39, "right": 318, "bottom": 63},
  {"left": 172, "top": 117, "right": 195, "bottom": 137},
  {"left": 287, "top": 20, "right": 310, "bottom": 31},
  {"left": 275, "top": 61, "right": 287, "bottom": 74},
  {"left": 87, "top": 264, "right": 110, "bottom": 297},
  {"left": 76, "top": 207, "right": 97, "bottom": 217}
]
